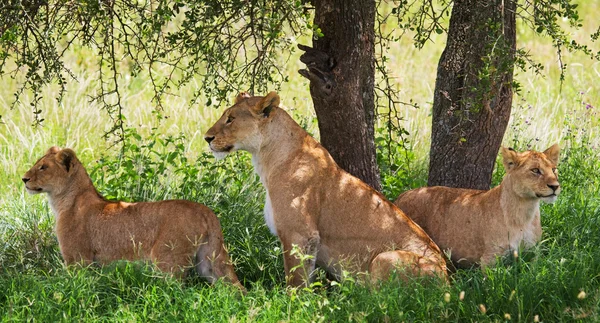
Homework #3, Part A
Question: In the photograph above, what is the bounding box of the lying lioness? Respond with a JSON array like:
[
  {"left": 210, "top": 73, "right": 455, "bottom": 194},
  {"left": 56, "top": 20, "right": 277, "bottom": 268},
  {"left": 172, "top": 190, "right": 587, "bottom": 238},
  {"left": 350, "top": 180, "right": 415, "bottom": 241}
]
[
  {"left": 394, "top": 145, "right": 560, "bottom": 268},
  {"left": 23, "top": 147, "right": 243, "bottom": 289},
  {"left": 204, "top": 91, "right": 447, "bottom": 286}
]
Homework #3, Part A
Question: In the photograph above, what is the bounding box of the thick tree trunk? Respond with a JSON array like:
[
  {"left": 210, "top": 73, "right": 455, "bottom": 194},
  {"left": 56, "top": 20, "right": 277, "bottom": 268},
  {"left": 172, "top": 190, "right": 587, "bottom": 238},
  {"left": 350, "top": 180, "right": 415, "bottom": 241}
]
[
  {"left": 428, "top": 0, "right": 516, "bottom": 190},
  {"left": 298, "top": 0, "right": 381, "bottom": 191}
]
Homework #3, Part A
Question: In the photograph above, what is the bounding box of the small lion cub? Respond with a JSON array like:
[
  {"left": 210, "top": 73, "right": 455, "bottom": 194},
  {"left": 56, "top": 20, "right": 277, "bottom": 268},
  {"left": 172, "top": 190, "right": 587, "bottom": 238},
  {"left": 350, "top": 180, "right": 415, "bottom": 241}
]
[
  {"left": 394, "top": 145, "right": 561, "bottom": 268},
  {"left": 23, "top": 146, "right": 243, "bottom": 289}
]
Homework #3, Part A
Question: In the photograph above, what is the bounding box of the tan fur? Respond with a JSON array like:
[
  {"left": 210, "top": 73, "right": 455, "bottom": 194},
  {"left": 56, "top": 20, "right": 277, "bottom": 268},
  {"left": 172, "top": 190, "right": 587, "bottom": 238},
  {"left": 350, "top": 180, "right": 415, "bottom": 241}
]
[
  {"left": 23, "top": 147, "right": 243, "bottom": 289},
  {"left": 394, "top": 145, "right": 561, "bottom": 268},
  {"left": 204, "top": 91, "right": 447, "bottom": 286}
]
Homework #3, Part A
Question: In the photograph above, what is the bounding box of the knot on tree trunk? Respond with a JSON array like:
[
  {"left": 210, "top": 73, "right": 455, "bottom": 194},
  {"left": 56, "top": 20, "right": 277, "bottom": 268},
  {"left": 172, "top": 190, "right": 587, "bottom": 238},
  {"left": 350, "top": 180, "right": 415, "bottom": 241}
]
[{"left": 298, "top": 44, "right": 336, "bottom": 98}]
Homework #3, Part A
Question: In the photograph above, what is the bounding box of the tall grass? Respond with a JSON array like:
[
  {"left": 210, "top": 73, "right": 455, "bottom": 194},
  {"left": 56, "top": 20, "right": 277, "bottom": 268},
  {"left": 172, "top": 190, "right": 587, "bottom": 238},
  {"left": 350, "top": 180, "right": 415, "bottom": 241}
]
[
  {"left": 1, "top": 135, "right": 599, "bottom": 321},
  {"left": 1, "top": 1, "right": 599, "bottom": 321}
]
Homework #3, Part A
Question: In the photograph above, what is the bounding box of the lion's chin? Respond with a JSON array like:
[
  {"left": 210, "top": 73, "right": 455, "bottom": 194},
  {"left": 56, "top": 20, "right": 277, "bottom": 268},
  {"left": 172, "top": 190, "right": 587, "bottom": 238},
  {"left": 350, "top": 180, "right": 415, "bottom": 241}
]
[
  {"left": 541, "top": 195, "right": 558, "bottom": 204},
  {"left": 212, "top": 151, "right": 230, "bottom": 161},
  {"left": 26, "top": 187, "right": 43, "bottom": 195}
]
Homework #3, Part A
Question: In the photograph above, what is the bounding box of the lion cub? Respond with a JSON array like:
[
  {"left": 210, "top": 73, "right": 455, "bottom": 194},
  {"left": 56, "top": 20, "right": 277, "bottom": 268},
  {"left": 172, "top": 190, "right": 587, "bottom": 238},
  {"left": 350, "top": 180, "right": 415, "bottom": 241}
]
[
  {"left": 204, "top": 91, "right": 447, "bottom": 287},
  {"left": 394, "top": 145, "right": 561, "bottom": 268},
  {"left": 23, "top": 147, "right": 243, "bottom": 289}
]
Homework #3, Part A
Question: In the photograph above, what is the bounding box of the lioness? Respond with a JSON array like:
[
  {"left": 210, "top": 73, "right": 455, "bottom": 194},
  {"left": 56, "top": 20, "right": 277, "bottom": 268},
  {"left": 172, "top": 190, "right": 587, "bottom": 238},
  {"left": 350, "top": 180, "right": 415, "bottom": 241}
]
[
  {"left": 394, "top": 145, "right": 560, "bottom": 268},
  {"left": 204, "top": 91, "right": 447, "bottom": 286},
  {"left": 23, "top": 147, "right": 243, "bottom": 289}
]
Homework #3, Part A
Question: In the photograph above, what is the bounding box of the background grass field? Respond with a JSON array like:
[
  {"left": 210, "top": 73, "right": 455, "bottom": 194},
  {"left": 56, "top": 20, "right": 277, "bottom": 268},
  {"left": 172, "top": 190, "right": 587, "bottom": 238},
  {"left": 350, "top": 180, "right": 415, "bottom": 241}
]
[{"left": 1, "top": 2, "right": 599, "bottom": 321}]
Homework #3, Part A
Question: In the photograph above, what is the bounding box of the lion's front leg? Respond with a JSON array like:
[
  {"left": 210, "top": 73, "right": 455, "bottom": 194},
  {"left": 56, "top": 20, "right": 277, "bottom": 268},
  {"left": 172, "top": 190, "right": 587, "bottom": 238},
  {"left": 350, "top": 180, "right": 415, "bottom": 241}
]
[
  {"left": 58, "top": 236, "right": 94, "bottom": 267},
  {"left": 61, "top": 248, "right": 94, "bottom": 267},
  {"left": 279, "top": 231, "right": 320, "bottom": 287}
]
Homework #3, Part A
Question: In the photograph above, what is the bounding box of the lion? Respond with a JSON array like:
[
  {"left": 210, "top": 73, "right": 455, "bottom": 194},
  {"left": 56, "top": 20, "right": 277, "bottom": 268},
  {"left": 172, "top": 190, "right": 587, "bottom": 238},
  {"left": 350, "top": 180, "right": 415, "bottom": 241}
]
[
  {"left": 22, "top": 146, "right": 244, "bottom": 289},
  {"left": 394, "top": 145, "right": 561, "bottom": 268},
  {"left": 204, "top": 91, "right": 447, "bottom": 287}
]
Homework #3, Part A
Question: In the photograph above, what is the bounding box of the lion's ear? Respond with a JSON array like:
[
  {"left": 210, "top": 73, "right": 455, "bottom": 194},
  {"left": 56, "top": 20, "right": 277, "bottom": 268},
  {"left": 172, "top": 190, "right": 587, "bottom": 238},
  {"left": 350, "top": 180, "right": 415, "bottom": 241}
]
[
  {"left": 253, "top": 91, "right": 280, "bottom": 117},
  {"left": 46, "top": 146, "right": 61, "bottom": 155},
  {"left": 543, "top": 144, "right": 560, "bottom": 165},
  {"left": 501, "top": 147, "right": 520, "bottom": 171},
  {"left": 56, "top": 148, "right": 77, "bottom": 172},
  {"left": 235, "top": 91, "right": 252, "bottom": 104}
]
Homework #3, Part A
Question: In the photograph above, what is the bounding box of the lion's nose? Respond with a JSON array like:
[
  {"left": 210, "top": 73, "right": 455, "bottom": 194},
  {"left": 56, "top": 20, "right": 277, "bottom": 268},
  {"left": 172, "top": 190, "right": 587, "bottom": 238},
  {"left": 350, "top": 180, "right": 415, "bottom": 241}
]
[
  {"left": 548, "top": 184, "right": 559, "bottom": 192},
  {"left": 22, "top": 177, "right": 30, "bottom": 183},
  {"left": 204, "top": 136, "right": 215, "bottom": 144}
]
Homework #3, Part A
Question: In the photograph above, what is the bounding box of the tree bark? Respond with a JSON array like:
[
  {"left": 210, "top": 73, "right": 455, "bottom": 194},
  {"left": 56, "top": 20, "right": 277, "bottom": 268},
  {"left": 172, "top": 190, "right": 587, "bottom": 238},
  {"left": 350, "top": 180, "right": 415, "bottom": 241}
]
[
  {"left": 428, "top": 0, "right": 516, "bottom": 190},
  {"left": 299, "top": 0, "right": 381, "bottom": 191}
]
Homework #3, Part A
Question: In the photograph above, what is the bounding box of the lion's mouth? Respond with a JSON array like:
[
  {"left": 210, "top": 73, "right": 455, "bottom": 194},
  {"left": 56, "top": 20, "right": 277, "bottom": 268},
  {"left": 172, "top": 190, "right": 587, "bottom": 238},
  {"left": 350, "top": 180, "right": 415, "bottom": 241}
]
[
  {"left": 537, "top": 193, "right": 557, "bottom": 198},
  {"left": 25, "top": 186, "right": 43, "bottom": 192},
  {"left": 211, "top": 145, "right": 234, "bottom": 153}
]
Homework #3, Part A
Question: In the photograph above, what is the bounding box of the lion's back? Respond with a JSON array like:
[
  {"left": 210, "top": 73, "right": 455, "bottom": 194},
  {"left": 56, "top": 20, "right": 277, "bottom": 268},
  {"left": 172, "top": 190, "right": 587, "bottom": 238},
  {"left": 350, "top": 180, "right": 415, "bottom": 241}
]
[{"left": 394, "top": 186, "right": 487, "bottom": 238}]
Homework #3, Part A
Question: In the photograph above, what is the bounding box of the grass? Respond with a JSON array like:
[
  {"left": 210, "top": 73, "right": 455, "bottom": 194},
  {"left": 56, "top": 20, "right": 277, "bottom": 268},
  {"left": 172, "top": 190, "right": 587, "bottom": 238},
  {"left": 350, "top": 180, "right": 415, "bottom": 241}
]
[{"left": 1, "top": 1, "right": 600, "bottom": 321}]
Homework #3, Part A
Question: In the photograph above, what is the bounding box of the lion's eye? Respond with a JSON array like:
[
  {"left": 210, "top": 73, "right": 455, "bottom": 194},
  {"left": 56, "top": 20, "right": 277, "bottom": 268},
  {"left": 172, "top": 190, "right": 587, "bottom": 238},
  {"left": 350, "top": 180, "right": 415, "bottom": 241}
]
[
  {"left": 226, "top": 116, "right": 234, "bottom": 124},
  {"left": 40, "top": 165, "right": 48, "bottom": 170},
  {"left": 531, "top": 168, "right": 541, "bottom": 175},
  {"left": 552, "top": 168, "right": 557, "bottom": 174}
]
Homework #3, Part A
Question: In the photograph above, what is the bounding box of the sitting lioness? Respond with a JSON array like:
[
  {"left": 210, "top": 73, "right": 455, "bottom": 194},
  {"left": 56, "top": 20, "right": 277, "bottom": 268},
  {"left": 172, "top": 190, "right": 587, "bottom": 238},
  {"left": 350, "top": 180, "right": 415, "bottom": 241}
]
[
  {"left": 394, "top": 145, "right": 561, "bottom": 268},
  {"left": 204, "top": 91, "right": 447, "bottom": 286},
  {"left": 23, "top": 147, "right": 243, "bottom": 289}
]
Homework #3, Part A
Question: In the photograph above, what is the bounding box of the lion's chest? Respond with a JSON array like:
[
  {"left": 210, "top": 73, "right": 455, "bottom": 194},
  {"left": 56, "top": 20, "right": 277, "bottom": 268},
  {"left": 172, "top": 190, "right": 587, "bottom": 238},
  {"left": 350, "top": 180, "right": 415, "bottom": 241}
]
[
  {"left": 503, "top": 206, "right": 542, "bottom": 250},
  {"left": 510, "top": 225, "right": 538, "bottom": 249},
  {"left": 252, "top": 156, "right": 278, "bottom": 236},
  {"left": 264, "top": 192, "right": 277, "bottom": 235},
  {"left": 491, "top": 219, "right": 539, "bottom": 261}
]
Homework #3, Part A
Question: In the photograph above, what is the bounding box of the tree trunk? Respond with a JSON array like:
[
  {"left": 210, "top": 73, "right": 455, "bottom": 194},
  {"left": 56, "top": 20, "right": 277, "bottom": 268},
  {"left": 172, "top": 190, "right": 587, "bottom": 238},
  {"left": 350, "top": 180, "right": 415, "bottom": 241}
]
[
  {"left": 428, "top": 0, "right": 516, "bottom": 190},
  {"left": 298, "top": 0, "right": 381, "bottom": 191}
]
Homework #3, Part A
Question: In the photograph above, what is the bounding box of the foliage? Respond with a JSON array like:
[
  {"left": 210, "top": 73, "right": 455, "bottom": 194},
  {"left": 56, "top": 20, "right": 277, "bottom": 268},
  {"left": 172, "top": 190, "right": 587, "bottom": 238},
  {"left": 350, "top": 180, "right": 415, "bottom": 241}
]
[
  {"left": 387, "top": 0, "right": 599, "bottom": 72},
  {"left": 0, "top": 0, "right": 311, "bottom": 140},
  {"left": 527, "top": 0, "right": 600, "bottom": 80},
  {"left": 375, "top": 126, "right": 427, "bottom": 200},
  {"left": 0, "top": 197, "right": 60, "bottom": 275},
  {"left": 0, "top": 1, "right": 599, "bottom": 321},
  {"left": 3, "top": 1, "right": 598, "bottom": 144},
  {"left": 1, "top": 87, "right": 599, "bottom": 319},
  {"left": 382, "top": 0, "right": 598, "bottom": 156},
  {"left": 1, "top": 120, "right": 599, "bottom": 320},
  {"left": 89, "top": 127, "right": 188, "bottom": 201}
]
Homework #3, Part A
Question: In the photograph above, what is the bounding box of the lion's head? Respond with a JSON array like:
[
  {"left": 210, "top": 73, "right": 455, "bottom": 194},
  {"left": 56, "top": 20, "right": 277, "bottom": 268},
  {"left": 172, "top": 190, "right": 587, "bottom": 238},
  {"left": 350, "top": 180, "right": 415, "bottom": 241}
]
[
  {"left": 204, "top": 91, "right": 280, "bottom": 159},
  {"left": 22, "top": 147, "right": 79, "bottom": 195},
  {"left": 501, "top": 144, "right": 561, "bottom": 203}
]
